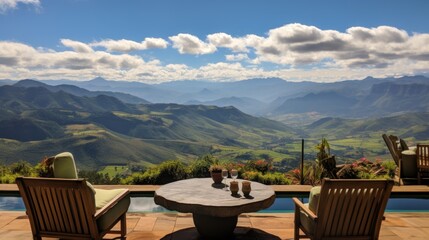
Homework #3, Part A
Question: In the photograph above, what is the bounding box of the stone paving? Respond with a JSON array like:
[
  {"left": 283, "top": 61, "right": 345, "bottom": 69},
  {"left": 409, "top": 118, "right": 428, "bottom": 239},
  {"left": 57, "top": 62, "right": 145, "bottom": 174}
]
[{"left": 1, "top": 211, "right": 429, "bottom": 239}]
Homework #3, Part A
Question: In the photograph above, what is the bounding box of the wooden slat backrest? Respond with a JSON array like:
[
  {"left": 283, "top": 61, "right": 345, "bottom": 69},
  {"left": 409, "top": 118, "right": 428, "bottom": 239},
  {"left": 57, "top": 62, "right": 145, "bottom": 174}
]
[
  {"left": 315, "top": 179, "right": 393, "bottom": 239},
  {"left": 417, "top": 144, "right": 429, "bottom": 170},
  {"left": 382, "top": 134, "right": 400, "bottom": 166},
  {"left": 16, "top": 177, "right": 97, "bottom": 239}
]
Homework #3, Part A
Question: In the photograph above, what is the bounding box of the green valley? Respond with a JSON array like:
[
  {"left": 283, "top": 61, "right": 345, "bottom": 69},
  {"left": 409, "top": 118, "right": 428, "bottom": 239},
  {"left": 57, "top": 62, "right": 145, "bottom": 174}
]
[{"left": 1, "top": 81, "right": 429, "bottom": 173}]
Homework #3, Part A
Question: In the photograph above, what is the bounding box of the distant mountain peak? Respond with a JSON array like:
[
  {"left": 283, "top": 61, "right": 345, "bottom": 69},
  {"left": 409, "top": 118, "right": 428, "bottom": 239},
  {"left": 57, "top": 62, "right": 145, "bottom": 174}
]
[
  {"left": 89, "top": 77, "right": 108, "bottom": 83},
  {"left": 362, "top": 76, "right": 376, "bottom": 81},
  {"left": 14, "top": 79, "right": 49, "bottom": 88}
]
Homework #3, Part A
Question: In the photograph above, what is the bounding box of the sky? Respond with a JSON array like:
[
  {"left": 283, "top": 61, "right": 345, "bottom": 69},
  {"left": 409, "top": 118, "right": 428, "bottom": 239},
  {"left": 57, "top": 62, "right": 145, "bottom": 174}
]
[{"left": 0, "top": 0, "right": 429, "bottom": 83}]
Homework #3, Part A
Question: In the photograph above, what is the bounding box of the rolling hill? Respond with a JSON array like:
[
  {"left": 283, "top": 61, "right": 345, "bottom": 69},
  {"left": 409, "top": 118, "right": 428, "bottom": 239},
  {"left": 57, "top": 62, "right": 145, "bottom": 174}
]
[
  {"left": 0, "top": 84, "right": 297, "bottom": 168},
  {"left": 305, "top": 112, "right": 429, "bottom": 140},
  {"left": 274, "top": 91, "right": 358, "bottom": 115}
]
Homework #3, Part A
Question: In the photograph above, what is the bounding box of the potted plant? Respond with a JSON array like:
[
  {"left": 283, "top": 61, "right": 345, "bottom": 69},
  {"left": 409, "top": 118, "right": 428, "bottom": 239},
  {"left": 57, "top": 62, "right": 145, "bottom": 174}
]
[{"left": 209, "top": 164, "right": 224, "bottom": 184}]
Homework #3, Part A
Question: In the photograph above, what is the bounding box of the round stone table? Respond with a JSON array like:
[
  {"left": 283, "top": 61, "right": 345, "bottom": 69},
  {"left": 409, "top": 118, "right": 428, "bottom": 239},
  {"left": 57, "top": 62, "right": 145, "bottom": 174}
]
[{"left": 154, "top": 178, "right": 275, "bottom": 238}]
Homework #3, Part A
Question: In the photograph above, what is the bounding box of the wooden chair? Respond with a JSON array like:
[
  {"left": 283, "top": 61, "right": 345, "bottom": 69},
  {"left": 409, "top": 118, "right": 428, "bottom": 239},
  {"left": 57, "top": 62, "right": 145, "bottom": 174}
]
[
  {"left": 382, "top": 134, "right": 417, "bottom": 185},
  {"left": 293, "top": 179, "right": 394, "bottom": 240},
  {"left": 16, "top": 177, "right": 130, "bottom": 240},
  {"left": 416, "top": 144, "right": 429, "bottom": 184}
]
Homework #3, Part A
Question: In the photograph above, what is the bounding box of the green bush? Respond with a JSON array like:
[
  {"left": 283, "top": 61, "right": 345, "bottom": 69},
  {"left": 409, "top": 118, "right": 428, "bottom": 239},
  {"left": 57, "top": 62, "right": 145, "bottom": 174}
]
[
  {"left": 1, "top": 174, "right": 19, "bottom": 183},
  {"left": 242, "top": 171, "right": 291, "bottom": 185},
  {"left": 188, "top": 158, "right": 212, "bottom": 178},
  {"left": 157, "top": 160, "right": 188, "bottom": 184},
  {"left": 129, "top": 160, "right": 188, "bottom": 185},
  {"left": 128, "top": 168, "right": 161, "bottom": 184},
  {"left": 382, "top": 160, "right": 396, "bottom": 178},
  {"left": 10, "top": 161, "right": 35, "bottom": 176},
  {"left": 78, "top": 170, "right": 120, "bottom": 184}
]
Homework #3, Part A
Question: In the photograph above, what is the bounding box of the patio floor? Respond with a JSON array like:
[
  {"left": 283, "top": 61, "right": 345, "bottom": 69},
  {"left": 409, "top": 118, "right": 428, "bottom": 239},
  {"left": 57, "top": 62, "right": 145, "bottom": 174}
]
[{"left": 1, "top": 211, "right": 429, "bottom": 239}]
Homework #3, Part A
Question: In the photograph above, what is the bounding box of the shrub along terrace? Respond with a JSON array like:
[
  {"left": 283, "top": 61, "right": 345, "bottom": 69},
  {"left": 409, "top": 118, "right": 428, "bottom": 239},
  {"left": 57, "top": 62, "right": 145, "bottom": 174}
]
[{"left": 0, "top": 154, "right": 395, "bottom": 186}]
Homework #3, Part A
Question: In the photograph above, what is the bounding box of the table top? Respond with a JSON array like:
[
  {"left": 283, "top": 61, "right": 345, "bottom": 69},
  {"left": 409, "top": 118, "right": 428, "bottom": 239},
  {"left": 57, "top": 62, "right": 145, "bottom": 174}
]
[{"left": 154, "top": 178, "right": 275, "bottom": 217}]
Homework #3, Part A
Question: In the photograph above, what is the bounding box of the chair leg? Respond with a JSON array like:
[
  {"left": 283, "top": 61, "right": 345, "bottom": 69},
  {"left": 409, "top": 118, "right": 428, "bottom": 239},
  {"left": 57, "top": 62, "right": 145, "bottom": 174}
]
[
  {"left": 121, "top": 213, "right": 127, "bottom": 240},
  {"left": 294, "top": 207, "right": 300, "bottom": 240},
  {"left": 418, "top": 172, "right": 421, "bottom": 185}
]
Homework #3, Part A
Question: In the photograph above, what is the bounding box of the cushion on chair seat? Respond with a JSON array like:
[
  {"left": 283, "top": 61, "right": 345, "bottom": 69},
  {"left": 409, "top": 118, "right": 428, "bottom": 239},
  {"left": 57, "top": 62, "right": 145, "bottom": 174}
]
[
  {"left": 299, "top": 203, "right": 315, "bottom": 234},
  {"left": 298, "top": 186, "right": 320, "bottom": 235},
  {"left": 402, "top": 150, "right": 416, "bottom": 155},
  {"left": 408, "top": 146, "right": 417, "bottom": 152},
  {"left": 95, "top": 188, "right": 130, "bottom": 233},
  {"left": 95, "top": 188, "right": 128, "bottom": 209},
  {"left": 308, "top": 186, "right": 321, "bottom": 213}
]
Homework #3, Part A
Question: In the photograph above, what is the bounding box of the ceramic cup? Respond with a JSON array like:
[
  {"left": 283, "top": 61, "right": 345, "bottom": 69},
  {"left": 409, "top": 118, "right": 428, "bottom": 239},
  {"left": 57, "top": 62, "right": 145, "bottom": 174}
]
[
  {"left": 230, "top": 181, "right": 239, "bottom": 195},
  {"left": 242, "top": 181, "right": 251, "bottom": 197}
]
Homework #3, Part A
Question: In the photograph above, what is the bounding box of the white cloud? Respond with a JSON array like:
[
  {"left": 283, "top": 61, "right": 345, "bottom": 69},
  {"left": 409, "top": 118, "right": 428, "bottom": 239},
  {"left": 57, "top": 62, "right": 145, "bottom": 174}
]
[
  {"left": 247, "top": 23, "right": 429, "bottom": 73},
  {"left": 0, "top": 0, "right": 40, "bottom": 13},
  {"left": 0, "top": 41, "right": 148, "bottom": 79},
  {"left": 90, "top": 38, "right": 168, "bottom": 52},
  {"left": 226, "top": 53, "right": 249, "bottom": 62},
  {"left": 347, "top": 26, "right": 408, "bottom": 43},
  {"left": 1, "top": 23, "right": 429, "bottom": 83},
  {"left": 207, "top": 33, "right": 249, "bottom": 52},
  {"left": 169, "top": 33, "right": 216, "bottom": 55},
  {"left": 61, "top": 39, "right": 94, "bottom": 53}
]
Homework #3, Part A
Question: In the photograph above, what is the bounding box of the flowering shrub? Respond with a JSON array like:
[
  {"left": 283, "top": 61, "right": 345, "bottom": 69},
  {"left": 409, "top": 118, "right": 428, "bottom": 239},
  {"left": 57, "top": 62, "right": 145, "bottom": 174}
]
[
  {"left": 247, "top": 159, "right": 272, "bottom": 174},
  {"left": 286, "top": 162, "right": 323, "bottom": 186}
]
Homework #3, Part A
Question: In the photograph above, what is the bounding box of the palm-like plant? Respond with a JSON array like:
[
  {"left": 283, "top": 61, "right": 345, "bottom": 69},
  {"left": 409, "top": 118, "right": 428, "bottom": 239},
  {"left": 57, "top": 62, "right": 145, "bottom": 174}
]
[
  {"left": 315, "top": 138, "right": 337, "bottom": 179},
  {"left": 315, "top": 137, "right": 330, "bottom": 164}
]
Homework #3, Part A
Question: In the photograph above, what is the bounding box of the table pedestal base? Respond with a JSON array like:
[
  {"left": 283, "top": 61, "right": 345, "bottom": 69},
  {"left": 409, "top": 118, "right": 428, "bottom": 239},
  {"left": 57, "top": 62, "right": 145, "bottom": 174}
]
[{"left": 192, "top": 213, "right": 238, "bottom": 239}]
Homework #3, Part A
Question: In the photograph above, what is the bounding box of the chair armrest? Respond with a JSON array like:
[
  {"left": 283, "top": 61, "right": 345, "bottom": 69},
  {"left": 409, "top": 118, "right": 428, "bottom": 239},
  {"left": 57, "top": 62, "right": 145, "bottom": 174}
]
[
  {"left": 292, "top": 197, "right": 318, "bottom": 220},
  {"left": 94, "top": 189, "right": 130, "bottom": 219}
]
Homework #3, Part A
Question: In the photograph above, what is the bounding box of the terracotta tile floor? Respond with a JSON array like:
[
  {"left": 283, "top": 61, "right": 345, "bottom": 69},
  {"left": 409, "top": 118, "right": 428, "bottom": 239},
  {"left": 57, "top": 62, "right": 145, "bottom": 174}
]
[{"left": 1, "top": 211, "right": 429, "bottom": 239}]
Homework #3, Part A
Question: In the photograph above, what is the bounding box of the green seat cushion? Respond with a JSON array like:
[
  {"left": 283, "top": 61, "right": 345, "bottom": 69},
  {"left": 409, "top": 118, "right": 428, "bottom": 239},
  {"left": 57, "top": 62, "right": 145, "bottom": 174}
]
[
  {"left": 308, "top": 186, "right": 321, "bottom": 213},
  {"left": 95, "top": 188, "right": 129, "bottom": 209},
  {"left": 53, "top": 152, "right": 78, "bottom": 179},
  {"left": 298, "top": 186, "right": 320, "bottom": 235},
  {"left": 299, "top": 203, "right": 315, "bottom": 234},
  {"left": 95, "top": 188, "right": 130, "bottom": 233}
]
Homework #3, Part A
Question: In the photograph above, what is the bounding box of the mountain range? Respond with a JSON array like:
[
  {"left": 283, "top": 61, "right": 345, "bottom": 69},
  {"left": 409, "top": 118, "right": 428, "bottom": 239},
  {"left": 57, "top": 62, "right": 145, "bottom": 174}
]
[
  {"left": 0, "top": 82, "right": 297, "bottom": 168},
  {"left": 3, "top": 75, "right": 427, "bottom": 120}
]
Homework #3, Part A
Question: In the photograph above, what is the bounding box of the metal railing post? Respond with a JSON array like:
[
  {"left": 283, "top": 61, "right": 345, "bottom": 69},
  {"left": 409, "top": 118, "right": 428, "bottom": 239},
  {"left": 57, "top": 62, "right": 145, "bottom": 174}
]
[{"left": 301, "top": 138, "right": 304, "bottom": 185}]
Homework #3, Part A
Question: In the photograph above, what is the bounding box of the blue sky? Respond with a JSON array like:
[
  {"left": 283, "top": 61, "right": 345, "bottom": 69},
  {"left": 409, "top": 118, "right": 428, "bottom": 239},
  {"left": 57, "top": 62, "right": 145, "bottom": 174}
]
[{"left": 1, "top": 0, "right": 429, "bottom": 83}]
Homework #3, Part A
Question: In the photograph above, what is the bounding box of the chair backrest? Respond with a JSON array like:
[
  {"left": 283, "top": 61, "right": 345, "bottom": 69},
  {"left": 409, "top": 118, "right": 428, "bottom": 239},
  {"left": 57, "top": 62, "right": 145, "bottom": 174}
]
[
  {"left": 53, "top": 152, "right": 78, "bottom": 179},
  {"left": 382, "top": 134, "right": 400, "bottom": 166},
  {"left": 417, "top": 144, "right": 429, "bottom": 170},
  {"left": 315, "top": 179, "right": 393, "bottom": 239},
  {"left": 16, "top": 177, "right": 98, "bottom": 239}
]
